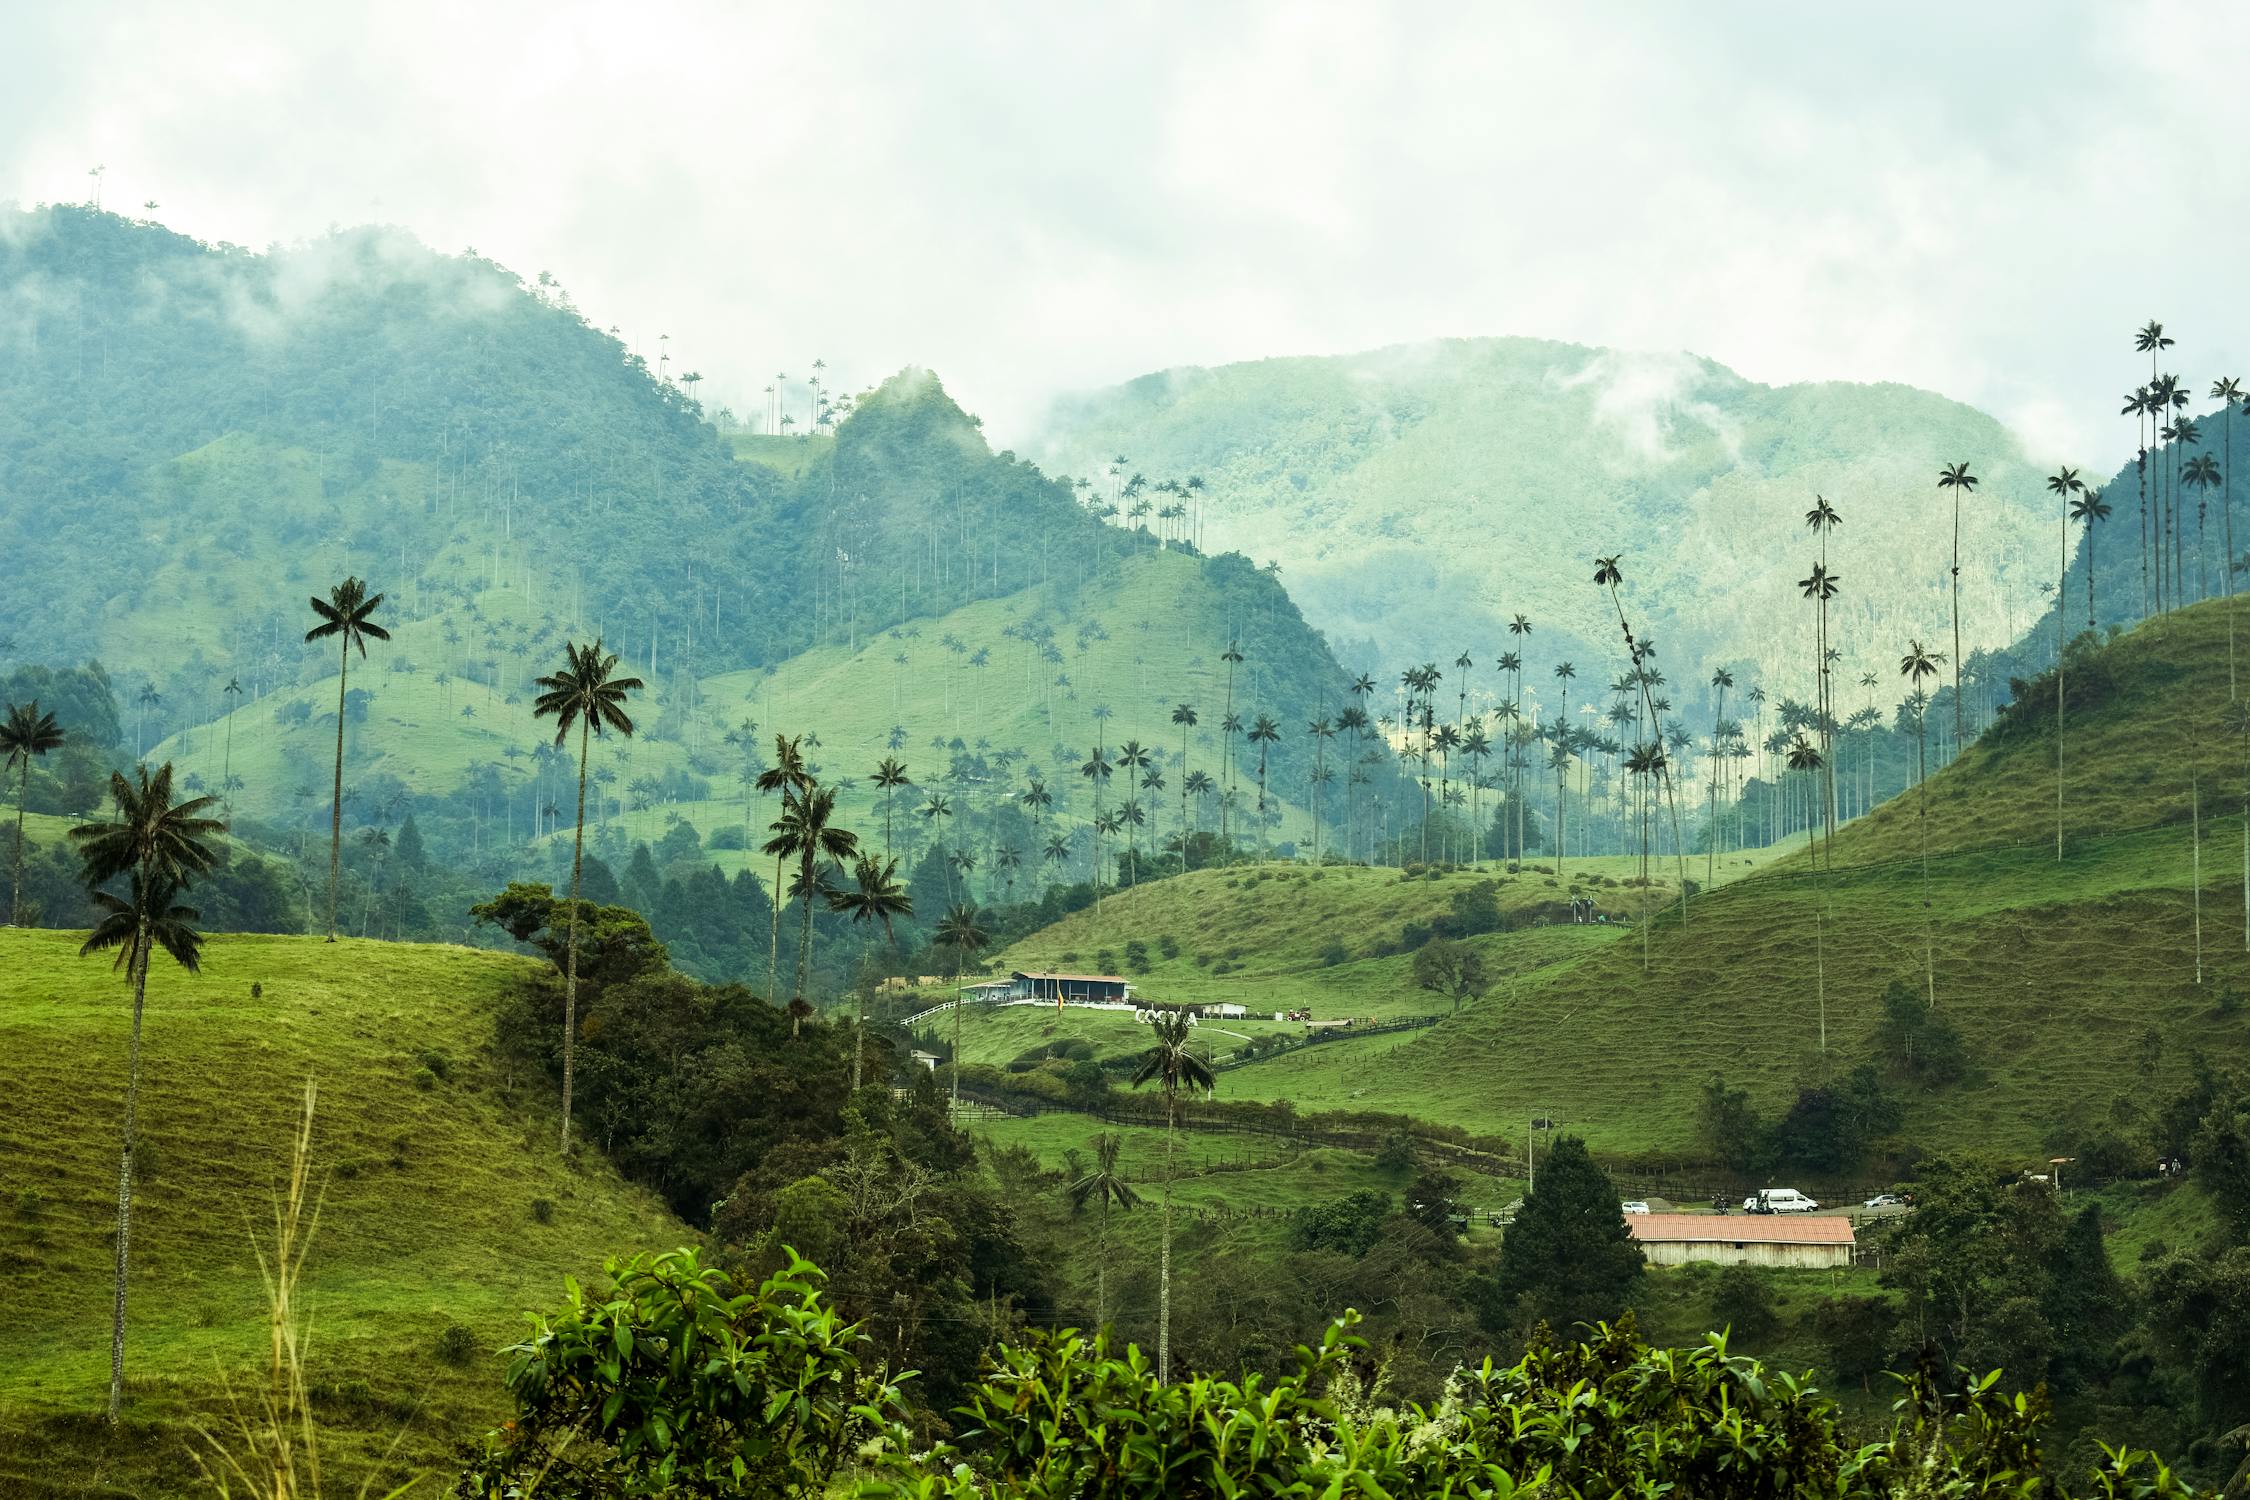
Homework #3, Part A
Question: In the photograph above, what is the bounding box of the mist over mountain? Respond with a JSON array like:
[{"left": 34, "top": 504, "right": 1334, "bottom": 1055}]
[{"left": 1037, "top": 338, "right": 2062, "bottom": 711}]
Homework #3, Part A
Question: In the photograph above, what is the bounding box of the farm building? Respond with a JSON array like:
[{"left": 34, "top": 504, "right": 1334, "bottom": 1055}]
[
  {"left": 960, "top": 979, "right": 1016, "bottom": 1002},
  {"left": 1625, "top": 1214, "right": 1854, "bottom": 1269},
  {"left": 1012, "top": 971, "right": 1134, "bottom": 1004}
]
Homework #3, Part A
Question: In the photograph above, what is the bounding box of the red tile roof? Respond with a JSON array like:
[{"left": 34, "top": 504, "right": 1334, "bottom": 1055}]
[{"left": 1626, "top": 1213, "right": 1854, "bottom": 1245}]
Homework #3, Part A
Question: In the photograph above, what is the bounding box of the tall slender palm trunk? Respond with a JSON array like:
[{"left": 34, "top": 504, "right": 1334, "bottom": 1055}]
[
  {"left": 12, "top": 762, "right": 28, "bottom": 924},
  {"left": 2058, "top": 514, "right": 2068, "bottom": 861},
  {"left": 561, "top": 718, "right": 589, "bottom": 1155},
  {"left": 1158, "top": 1098, "right": 1176, "bottom": 1384},
  {"left": 1917, "top": 716, "right": 1935, "bottom": 1006},
  {"left": 107, "top": 934, "right": 151, "bottom": 1424},
  {"left": 1950, "top": 498, "right": 1965, "bottom": 753},
  {"left": 2193, "top": 766, "right": 2204, "bottom": 986},
  {"left": 326, "top": 637, "right": 349, "bottom": 941}
]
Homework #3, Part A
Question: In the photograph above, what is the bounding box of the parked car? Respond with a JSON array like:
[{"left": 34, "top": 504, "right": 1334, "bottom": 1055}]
[
  {"left": 1620, "top": 1200, "right": 1650, "bottom": 1215},
  {"left": 1742, "top": 1188, "right": 1820, "bottom": 1214},
  {"left": 1863, "top": 1192, "right": 1905, "bottom": 1208}
]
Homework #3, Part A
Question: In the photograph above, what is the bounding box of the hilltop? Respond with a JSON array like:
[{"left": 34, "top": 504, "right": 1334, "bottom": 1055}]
[
  {"left": 970, "top": 597, "right": 2250, "bottom": 1168},
  {"left": 0, "top": 207, "right": 1396, "bottom": 942},
  {"left": 0, "top": 930, "right": 684, "bottom": 1495},
  {"left": 1035, "top": 337, "right": 2064, "bottom": 701}
]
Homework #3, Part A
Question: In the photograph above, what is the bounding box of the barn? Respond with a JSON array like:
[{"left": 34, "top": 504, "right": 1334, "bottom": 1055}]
[
  {"left": 1626, "top": 1213, "right": 1854, "bottom": 1269},
  {"left": 1012, "top": 971, "right": 1134, "bottom": 1005}
]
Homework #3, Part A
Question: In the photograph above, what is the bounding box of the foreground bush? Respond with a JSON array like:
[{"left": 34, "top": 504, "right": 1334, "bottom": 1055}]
[
  {"left": 464, "top": 1253, "right": 2196, "bottom": 1498},
  {"left": 456, "top": 1248, "right": 901, "bottom": 1498},
  {"left": 869, "top": 1317, "right": 2194, "bottom": 1499}
]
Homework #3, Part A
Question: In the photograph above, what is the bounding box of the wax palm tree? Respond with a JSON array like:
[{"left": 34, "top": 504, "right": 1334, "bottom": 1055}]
[
  {"left": 935, "top": 903, "right": 991, "bottom": 1110},
  {"left": 1017, "top": 780, "right": 1053, "bottom": 874},
  {"left": 1218, "top": 641, "right": 1244, "bottom": 838},
  {"left": 2218, "top": 378, "right": 2246, "bottom": 697},
  {"left": 2139, "top": 323, "right": 2175, "bottom": 601},
  {"left": 1170, "top": 704, "right": 1198, "bottom": 867},
  {"left": 1705, "top": 669, "right": 1732, "bottom": 884},
  {"left": 1935, "top": 465, "right": 1978, "bottom": 750},
  {"left": 1067, "top": 1133, "right": 1141, "bottom": 1329},
  {"left": 2, "top": 701, "right": 63, "bottom": 924},
  {"left": 1246, "top": 715, "right": 1281, "bottom": 862},
  {"left": 2069, "top": 488, "right": 2112, "bottom": 632},
  {"left": 919, "top": 792, "right": 955, "bottom": 894},
  {"left": 831, "top": 851, "right": 912, "bottom": 1084},
  {"left": 1900, "top": 642, "right": 1941, "bottom": 1005},
  {"left": 872, "top": 757, "right": 912, "bottom": 858},
  {"left": 219, "top": 675, "right": 242, "bottom": 795},
  {"left": 531, "top": 639, "right": 642, "bottom": 1156},
  {"left": 765, "top": 778, "right": 858, "bottom": 1001},
  {"left": 70, "top": 765, "right": 221, "bottom": 1424},
  {"left": 1460, "top": 721, "right": 1491, "bottom": 866},
  {"left": 756, "top": 734, "right": 809, "bottom": 997},
  {"left": 1131, "top": 1008, "right": 1214, "bottom": 1384},
  {"left": 2123, "top": 385, "right": 2156, "bottom": 615},
  {"left": 1592, "top": 556, "right": 1688, "bottom": 922},
  {"left": 2187, "top": 453, "right": 2222, "bottom": 607},
  {"left": 1804, "top": 496, "right": 1844, "bottom": 838},
  {"left": 1797, "top": 562, "right": 1841, "bottom": 862},
  {"left": 304, "top": 577, "right": 389, "bottom": 941},
  {"left": 1043, "top": 832, "right": 1070, "bottom": 870},
  {"left": 1623, "top": 740, "right": 1665, "bottom": 970},
  {"left": 1498, "top": 645, "right": 1526, "bottom": 860}
]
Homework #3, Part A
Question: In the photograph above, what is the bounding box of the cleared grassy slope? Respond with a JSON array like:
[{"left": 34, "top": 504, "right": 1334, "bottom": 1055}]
[
  {"left": 944, "top": 851, "right": 1784, "bottom": 1073},
  {"left": 0, "top": 930, "right": 685, "bottom": 1496},
  {"left": 161, "top": 547, "right": 1332, "bottom": 863},
  {"left": 968, "top": 600, "right": 2250, "bottom": 1162},
  {"left": 1249, "top": 599, "right": 2250, "bottom": 1156}
]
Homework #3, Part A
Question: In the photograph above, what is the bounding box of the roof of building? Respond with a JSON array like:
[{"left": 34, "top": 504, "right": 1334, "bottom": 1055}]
[
  {"left": 1013, "top": 971, "right": 1130, "bottom": 983},
  {"left": 1626, "top": 1213, "right": 1854, "bottom": 1245}
]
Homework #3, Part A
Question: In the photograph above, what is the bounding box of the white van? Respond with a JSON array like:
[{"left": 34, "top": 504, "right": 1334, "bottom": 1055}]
[{"left": 1742, "top": 1188, "right": 1819, "bottom": 1214}]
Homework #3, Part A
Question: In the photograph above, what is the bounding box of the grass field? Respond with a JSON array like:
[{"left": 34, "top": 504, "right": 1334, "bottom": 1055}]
[
  {"left": 153, "top": 547, "right": 1334, "bottom": 889},
  {"left": 960, "top": 598, "right": 2250, "bottom": 1168},
  {"left": 0, "top": 929, "right": 686, "bottom": 1496}
]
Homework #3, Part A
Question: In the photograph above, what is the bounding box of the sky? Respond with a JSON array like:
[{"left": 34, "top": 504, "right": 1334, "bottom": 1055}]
[{"left": 3, "top": 1, "right": 2247, "bottom": 456}]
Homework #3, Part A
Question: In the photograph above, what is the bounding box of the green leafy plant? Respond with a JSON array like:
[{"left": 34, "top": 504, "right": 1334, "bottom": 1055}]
[{"left": 459, "top": 1248, "right": 904, "bottom": 1499}]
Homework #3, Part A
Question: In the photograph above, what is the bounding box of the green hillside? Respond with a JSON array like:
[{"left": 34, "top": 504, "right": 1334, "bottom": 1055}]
[
  {"left": 1036, "top": 337, "right": 2062, "bottom": 700},
  {"left": 152, "top": 543, "right": 1389, "bottom": 903},
  {"left": 939, "top": 846, "right": 1782, "bottom": 1074},
  {"left": 0, "top": 929, "right": 684, "bottom": 1495},
  {"left": 972, "top": 597, "right": 2250, "bottom": 1168}
]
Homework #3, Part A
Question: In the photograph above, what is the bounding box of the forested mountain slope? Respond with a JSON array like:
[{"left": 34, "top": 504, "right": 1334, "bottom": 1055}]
[
  {"left": 1036, "top": 338, "right": 2063, "bottom": 706},
  {"left": 2, "top": 207, "right": 1395, "bottom": 930}
]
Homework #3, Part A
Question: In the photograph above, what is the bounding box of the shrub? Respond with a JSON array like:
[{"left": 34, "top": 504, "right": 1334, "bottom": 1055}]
[
  {"left": 132, "top": 1142, "right": 160, "bottom": 1185},
  {"left": 1123, "top": 939, "right": 1150, "bottom": 970},
  {"left": 435, "top": 1323, "right": 481, "bottom": 1368},
  {"left": 1319, "top": 940, "right": 1350, "bottom": 968},
  {"left": 855, "top": 1311, "right": 2162, "bottom": 1498},
  {"left": 416, "top": 1047, "right": 454, "bottom": 1082},
  {"left": 531, "top": 1196, "right": 556, "bottom": 1225},
  {"left": 459, "top": 1250, "right": 903, "bottom": 1499},
  {"left": 1157, "top": 935, "right": 1180, "bottom": 960},
  {"left": 1711, "top": 1264, "right": 1779, "bottom": 1342},
  {"left": 412, "top": 1066, "right": 439, "bottom": 1091}
]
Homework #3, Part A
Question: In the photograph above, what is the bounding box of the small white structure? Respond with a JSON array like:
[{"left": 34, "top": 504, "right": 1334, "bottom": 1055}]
[
  {"left": 1627, "top": 1213, "right": 1854, "bottom": 1269},
  {"left": 909, "top": 1049, "right": 941, "bottom": 1072}
]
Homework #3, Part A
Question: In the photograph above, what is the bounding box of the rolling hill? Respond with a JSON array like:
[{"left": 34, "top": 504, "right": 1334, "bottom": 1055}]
[
  {"left": 967, "top": 594, "right": 2250, "bottom": 1170},
  {"left": 1034, "top": 337, "right": 2072, "bottom": 707},
  {"left": 0, "top": 206, "right": 1400, "bottom": 936},
  {"left": 0, "top": 930, "right": 684, "bottom": 1496}
]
